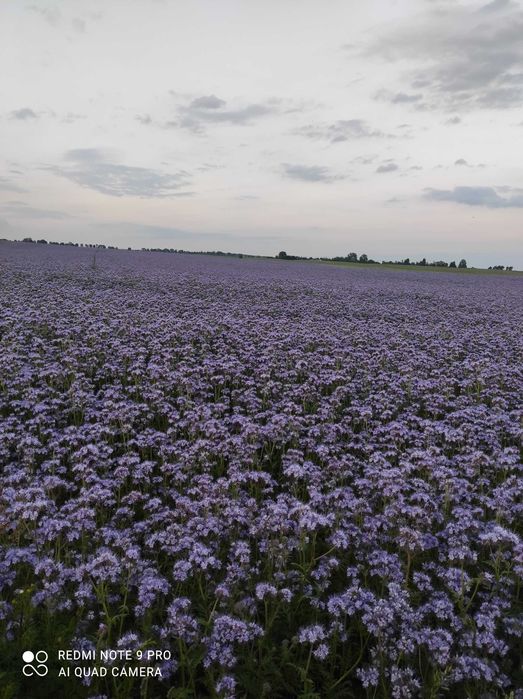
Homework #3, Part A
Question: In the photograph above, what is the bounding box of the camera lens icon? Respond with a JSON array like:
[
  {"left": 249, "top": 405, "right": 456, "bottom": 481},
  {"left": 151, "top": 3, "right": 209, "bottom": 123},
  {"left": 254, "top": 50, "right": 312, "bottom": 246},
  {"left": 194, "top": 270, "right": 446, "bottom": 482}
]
[{"left": 22, "top": 650, "right": 48, "bottom": 677}]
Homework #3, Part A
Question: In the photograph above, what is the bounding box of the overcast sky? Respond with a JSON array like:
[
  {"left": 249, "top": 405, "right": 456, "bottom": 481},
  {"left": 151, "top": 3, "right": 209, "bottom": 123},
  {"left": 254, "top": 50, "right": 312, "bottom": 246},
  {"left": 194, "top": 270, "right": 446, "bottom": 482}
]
[{"left": 1, "top": 0, "right": 522, "bottom": 266}]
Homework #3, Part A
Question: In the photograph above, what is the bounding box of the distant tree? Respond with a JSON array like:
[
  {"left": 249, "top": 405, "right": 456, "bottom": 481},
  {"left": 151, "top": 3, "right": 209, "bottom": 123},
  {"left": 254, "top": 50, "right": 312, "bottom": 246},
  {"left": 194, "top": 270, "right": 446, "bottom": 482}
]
[
  {"left": 277, "top": 251, "right": 288, "bottom": 259},
  {"left": 359, "top": 253, "right": 368, "bottom": 263},
  {"left": 458, "top": 258, "right": 467, "bottom": 268},
  {"left": 417, "top": 257, "right": 427, "bottom": 266},
  {"left": 449, "top": 261, "right": 456, "bottom": 268},
  {"left": 347, "top": 252, "right": 358, "bottom": 262},
  {"left": 22, "top": 237, "right": 34, "bottom": 243},
  {"left": 36, "top": 239, "right": 48, "bottom": 244}
]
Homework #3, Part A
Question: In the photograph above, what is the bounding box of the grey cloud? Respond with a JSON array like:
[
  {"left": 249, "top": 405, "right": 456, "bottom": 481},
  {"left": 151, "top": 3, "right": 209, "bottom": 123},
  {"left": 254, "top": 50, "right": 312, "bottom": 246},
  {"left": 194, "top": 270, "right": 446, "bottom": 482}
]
[
  {"left": 454, "top": 158, "right": 485, "bottom": 168},
  {"left": 367, "top": 3, "right": 523, "bottom": 110},
  {"left": 200, "top": 104, "right": 271, "bottom": 123},
  {"left": 62, "top": 112, "right": 86, "bottom": 123},
  {"left": 50, "top": 150, "right": 191, "bottom": 198},
  {"left": 391, "top": 92, "right": 423, "bottom": 104},
  {"left": 376, "top": 163, "right": 399, "bottom": 173},
  {"left": 72, "top": 18, "right": 85, "bottom": 33},
  {"left": 411, "top": 78, "right": 432, "bottom": 89},
  {"left": 425, "top": 185, "right": 523, "bottom": 207},
  {"left": 446, "top": 116, "right": 462, "bottom": 124},
  {"left": 0, "top": 177, "right": 26, "bottom": 193},
  {"left": 9, "top": 108, "right": 38, "bottom": 120},
  {"left": 174, "top": 96, "right": 274, "bottom": 132},
  {"left": 352, "top": 155, "right": 377, "bottom": 165},
  {"left": 189, "top": 95, "right": 226, "bottom": 110},
  {"left": 375, "top": 90, "right": 430, "bottom": 112},
  {"left": 8, "top": 108, "right": 82, "bottom": 122},
  {"left": 27, "top": 5, "right": 61, "bottom": 25},
  {"left": 479, "top": 0, "right": 513, "bottom": 13},
  {"left": 282, "top": 164, "right": 344, "bottom": 183},
  {"left": 64, "top": 148, "right": 109, "bottom": 162},
  {"left": 295, "top": 119, "right": 389, "bottom": 143},
  {"left": 136, "top": 114, "right": 152, "bottom": 125}
]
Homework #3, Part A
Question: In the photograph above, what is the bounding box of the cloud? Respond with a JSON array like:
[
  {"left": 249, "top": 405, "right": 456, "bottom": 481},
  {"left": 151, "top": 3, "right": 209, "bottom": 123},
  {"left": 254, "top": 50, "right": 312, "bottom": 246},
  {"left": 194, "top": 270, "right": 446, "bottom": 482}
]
[
  {"left": 376, "top": 90, "right": 424, "bottom": 106},
  {"left": 479, "top": 0, "right": 514, "bottom": 13},
  {"left": 454, "top": 158, "right": 469, "bottom": 166},
  {"left": 352, "top": 155, "right": 377, "bottom": 165},
  {"left": 189, "top": 95, "right": 226, "bottom": 110},
  {"left": 62, "top": 112, "right": 86, "bottom": 123},
  {"left": 446, "top": 116, "right": 462, "bottom": 124},
  {"left": 390, "top": 92, "right": 423, "bottom": 104},
  {"left": 282, "top": 163, "right": 344, "bottom": 183},
  {"left": 367, "top": 2, "right": 523, "bottom": 110},
  {"left": 376, "top": 163, "right": 399, "bottom": 173},
  {"left": 172, "top": 95, "right": 274, "bottom": 132},
  {"left": 0, "top": 201, "right": 72, "bottom": 219},
  {"left": 72, "top": 18, "right": 85, "bottom": 34},
  {"left": 27, "top": 5, "right": 61, "bottom": 25},
  {"left": 0, "top": 177, "right": 26, "bottom": 193},
  {"left": 136, "top": 114, "right": 152, "bottom": 125},
  {"left": 425, "top": 185, "right": 523, "bottom": 208},
  {"left": 48, "top": 149, "right": 192, "bottom": 198},
  {"left": 9, "top": 108, "right": 38, "bottom": 120},
  {"left": 294, "top": 119, "right": 389, "bottom": 143},
  {"left": 64, "top": 148, "right": 112, "bottom": 162}
]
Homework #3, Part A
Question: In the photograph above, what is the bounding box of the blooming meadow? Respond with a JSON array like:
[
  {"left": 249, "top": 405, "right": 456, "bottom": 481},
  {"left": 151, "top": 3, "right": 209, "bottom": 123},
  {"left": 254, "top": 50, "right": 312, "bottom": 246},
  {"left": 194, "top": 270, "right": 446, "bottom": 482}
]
[{"left": 0, "top": 242, "right": 522, "bottom": 698}]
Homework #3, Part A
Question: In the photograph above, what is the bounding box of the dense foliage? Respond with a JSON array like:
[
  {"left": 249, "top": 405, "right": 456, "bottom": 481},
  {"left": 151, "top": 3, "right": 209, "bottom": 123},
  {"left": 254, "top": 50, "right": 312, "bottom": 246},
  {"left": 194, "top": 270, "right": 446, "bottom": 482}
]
[{"left": 0, "top": 243, "right": 522, "bottom": 698}]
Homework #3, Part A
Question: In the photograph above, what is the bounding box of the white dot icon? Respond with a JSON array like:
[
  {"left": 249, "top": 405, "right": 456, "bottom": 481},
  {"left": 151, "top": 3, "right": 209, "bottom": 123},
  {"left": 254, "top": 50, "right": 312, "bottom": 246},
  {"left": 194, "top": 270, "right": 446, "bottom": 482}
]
[{"left": 22, "top": 651, "right": 34, "bottom": 663}]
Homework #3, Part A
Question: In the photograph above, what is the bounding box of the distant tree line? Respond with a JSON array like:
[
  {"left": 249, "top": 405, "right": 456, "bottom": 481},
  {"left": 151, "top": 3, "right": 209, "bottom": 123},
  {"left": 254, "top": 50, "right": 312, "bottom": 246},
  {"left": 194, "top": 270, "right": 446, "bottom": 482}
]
[
  {"left": 278, "top": 250, "right": 469, "bottom": 268},
  {"left": 22, "top": 237, "right": 118, "bottom": 250},
  {"left": 276, "top": 250, "right": 515, "bottom": 271},
  {"left": 140, "top": 247, "right": 244, "bottom": 258},
  {"left": 14, "top": 239, "right": 515, "bottom": 271},
  {"left": 380, "top": 256, "right": 469, "bottom": 269},
  {"left": 19, "top": 238, "right": 245, "bottom": 258}
]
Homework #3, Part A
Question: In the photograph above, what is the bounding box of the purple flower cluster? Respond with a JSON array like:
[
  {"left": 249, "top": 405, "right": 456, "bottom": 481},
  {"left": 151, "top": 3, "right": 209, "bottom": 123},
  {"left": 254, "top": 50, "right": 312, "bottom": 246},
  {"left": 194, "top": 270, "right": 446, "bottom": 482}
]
[{"left": 0, "top": 242, "right": 522, "bottom": 697}]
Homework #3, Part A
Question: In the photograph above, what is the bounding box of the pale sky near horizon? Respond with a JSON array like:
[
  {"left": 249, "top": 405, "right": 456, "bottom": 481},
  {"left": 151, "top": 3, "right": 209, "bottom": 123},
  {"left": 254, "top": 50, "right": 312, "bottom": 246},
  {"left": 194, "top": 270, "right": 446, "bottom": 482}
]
[{"left": 1, "top": 0, "right": 522, "bottom": 267}]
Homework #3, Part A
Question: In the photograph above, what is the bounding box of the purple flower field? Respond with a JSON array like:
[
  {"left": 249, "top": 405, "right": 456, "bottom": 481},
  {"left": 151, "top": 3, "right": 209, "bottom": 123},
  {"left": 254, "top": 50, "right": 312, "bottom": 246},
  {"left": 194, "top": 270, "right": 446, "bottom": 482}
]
[{"left": 1, "top": 241, "right": 522, "bottom": 698}]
